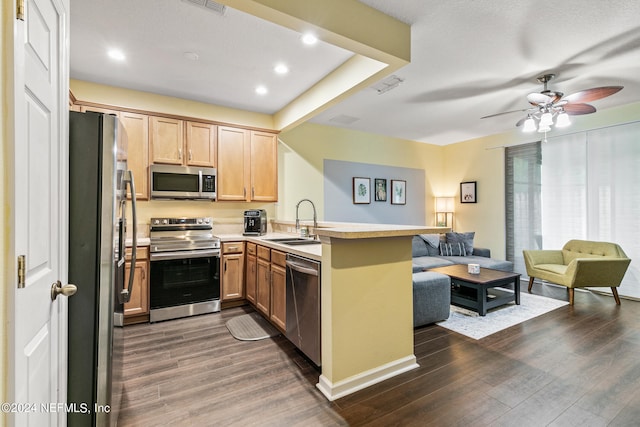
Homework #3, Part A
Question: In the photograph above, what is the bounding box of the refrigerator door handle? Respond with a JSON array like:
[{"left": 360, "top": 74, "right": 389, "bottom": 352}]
[{"left": 122, "top": 170, "right": 137, "bottom": 303}]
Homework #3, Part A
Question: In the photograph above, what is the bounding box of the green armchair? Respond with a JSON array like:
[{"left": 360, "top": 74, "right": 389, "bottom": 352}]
[{"left": 523, "top": 239, "right": 631, "bottom": 305}]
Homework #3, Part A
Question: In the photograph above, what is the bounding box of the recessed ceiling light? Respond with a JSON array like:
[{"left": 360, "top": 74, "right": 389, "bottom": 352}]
[
  {"left": 107, "top": 49, "right": 126, "bottom": 61},
  {"left": 274, "top": 64, "right": 289, "bottom": 75},
  {"left": 301, "top": 33, "right": 318, "bottom": 45},
  {"left": 255, "top": 85, "right": 268, "bottom": 95}
]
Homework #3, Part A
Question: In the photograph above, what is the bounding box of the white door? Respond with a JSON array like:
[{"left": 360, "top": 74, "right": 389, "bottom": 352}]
[{"left": 10, "top": 0, "right": 70, "bottom": 425}]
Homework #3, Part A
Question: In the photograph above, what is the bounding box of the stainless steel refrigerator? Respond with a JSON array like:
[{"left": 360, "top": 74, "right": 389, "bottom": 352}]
[{"left": 68, "top": 111, "right": 137, "bottom": 426}]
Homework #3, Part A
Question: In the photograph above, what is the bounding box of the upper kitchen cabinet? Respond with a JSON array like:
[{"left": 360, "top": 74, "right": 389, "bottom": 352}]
[
  {"left": 150, "top": 116, "right": 184, "bottom": 165},
  {"left": 217, "top": 126, "right": 278, "bottom": 202},
  {"left": 185, "top": 121, "right": 217, "bottom": 167},
  {"left": 250, "top": 131, "right": 278, "bottom": 202},
  {"left": 80, "top": 106, "right": 149, "bottom": 200},
  {"left": 119, "top": 112, "right": 149, "bottom": 200},
  {"left": 150, "top": 116, "right": 217, "bottom": 167}
]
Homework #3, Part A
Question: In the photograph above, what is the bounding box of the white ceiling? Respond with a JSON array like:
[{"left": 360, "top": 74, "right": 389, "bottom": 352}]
[{"left": 70, "top": 0, "right": 640, "bottom": 146}]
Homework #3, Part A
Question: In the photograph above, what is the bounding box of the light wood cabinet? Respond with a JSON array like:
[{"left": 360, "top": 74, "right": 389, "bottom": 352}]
[
  {"left": 80, "top": 106, "right": 150, "bottom": 200},
  {"left": 250, "top": 131, "right": 278, "bottom": 202},
  {"left": 119, "top": 111, "right": 149, "bottom": 200},
  {"left": 150, "top": 116, "right": 184, "bottom": 165},
  {"left": 124, "top": 246, "right": 149, "bottom": 324},
  {"left": 151, "top": 117, "right": 217, "bottom": 168},
  {"left": 186, "top": 121, "right": 217, "bottom": 167},
  {"left": 217, "top": 126, "right": 277, "bottom": 202},
  {"left": 256, "top": 246, "right": 271, "bottom": 316},
  {"left": 221, "top": 242, "right": 245, "bottom": 301},
  {"left": 245, "top": 242, "right": 257, "bottom": 305},
  {"left": 270, "top": 250, "right": 287, "bottom": 331}
]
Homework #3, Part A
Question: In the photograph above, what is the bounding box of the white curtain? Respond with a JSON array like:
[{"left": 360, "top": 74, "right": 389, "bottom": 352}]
[{"left": 541, "top": 122, "right": 640, "bottom": 298}]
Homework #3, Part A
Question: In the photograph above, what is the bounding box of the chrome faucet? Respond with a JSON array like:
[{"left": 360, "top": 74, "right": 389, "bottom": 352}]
[{"left": 295, "top": 198, "right": 317, "bottom": 238}]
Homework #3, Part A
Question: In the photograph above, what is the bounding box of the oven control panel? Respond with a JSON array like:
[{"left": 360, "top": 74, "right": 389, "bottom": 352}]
[{"left": 151, "top": 217, "right": 211, "bottom": 227}]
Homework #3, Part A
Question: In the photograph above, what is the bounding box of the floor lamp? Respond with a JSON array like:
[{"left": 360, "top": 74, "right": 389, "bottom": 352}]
[{"left": 435, "top": 197, "right": 454, "bottom": 230}]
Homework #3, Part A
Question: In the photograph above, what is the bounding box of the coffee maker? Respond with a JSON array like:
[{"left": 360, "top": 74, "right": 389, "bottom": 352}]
[{"left": 243, "top": 209, "right": 267, "bottom": 236}]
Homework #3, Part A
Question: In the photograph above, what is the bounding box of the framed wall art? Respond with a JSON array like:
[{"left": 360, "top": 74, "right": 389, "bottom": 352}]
[
  {"left": 352, "top": 177, "right": 371, "bottom": 204},
  {"left": 460, "top": 181, "right": 477, "bottom": 203},
  {"left": 374, "top": 178, "right": 387, "bottom": 201},
  {"left": 391, "top": 180, "right": 406, "bottom": 205}
]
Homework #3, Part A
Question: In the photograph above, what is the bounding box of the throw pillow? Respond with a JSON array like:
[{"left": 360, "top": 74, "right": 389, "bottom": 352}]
[
  {"left": 419, "top": 233, "right": 441, "bottom": 248},
  {"left": 446, "top": 231, "right": 475, "bottom": 255},
  {"left": 439, "top": 242, "right": 467, "bottom": 256}
]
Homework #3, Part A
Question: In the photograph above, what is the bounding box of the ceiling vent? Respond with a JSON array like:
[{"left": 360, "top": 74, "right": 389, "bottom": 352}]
[
  {"left": 370, "top": 75, "right": 404, "bottom": 95},
  {"left": 181, "top": 0, "right": 227, "bottom": 16}
]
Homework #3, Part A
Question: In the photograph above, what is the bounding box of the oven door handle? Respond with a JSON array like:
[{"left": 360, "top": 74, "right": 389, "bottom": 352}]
[{"left": 150, "top": 249, "right": 220, "bottom": 261}]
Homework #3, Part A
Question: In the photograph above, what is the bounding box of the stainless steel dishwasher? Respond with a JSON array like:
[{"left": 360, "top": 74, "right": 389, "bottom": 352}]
[{"left": 286, "top": 254, "right": 321, "bottom": 366}]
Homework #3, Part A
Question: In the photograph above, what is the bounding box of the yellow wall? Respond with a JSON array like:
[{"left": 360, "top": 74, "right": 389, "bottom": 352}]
[{"left": 277, "top": 122, "right": 446, "bottom": 224}]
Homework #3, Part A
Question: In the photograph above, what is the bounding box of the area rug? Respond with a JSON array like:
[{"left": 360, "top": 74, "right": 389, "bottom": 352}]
[
  {"left": 226, "top": 312, "right": 280, "bottom": 341},
  {"left": 436, "top": 292, "right": 569, "bottom": 340}
]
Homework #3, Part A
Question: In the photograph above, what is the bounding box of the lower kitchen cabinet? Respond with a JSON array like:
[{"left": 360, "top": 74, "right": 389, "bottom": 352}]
[
  {"left": 245, "top": 242, "right": 257, "bottom": 305},
  {"left": 256, "top": 246, "right": 271, "bottom": 316},
  {"left": 124, "top": 246, "right": 149, "bottom": 325},
  {"left": 221, "top": 242, "right": 245, "bottom": 301},
  {"left": 270, "top": 250, "right": 286, "bottom": 331}
]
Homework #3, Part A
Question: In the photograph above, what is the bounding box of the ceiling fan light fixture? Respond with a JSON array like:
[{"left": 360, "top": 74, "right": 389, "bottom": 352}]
[
  {"left": 555, "top": 111, "right": 571, "bottom": 128},
  {"left": 522, "top": 116, "right": 537, "bottom": 132},
  {"left": 539, "top": 111, "right": 553, "bottom": 127},
  {"left": 538, "top": 123, "right": 551, "bottom": 133}
]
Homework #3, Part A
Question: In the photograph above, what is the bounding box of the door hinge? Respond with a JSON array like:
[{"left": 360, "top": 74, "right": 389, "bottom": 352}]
[
  {"left": 17, "top": 255, "right": 26, "bottom": 288},
  {"left": 17, "top": 0, "right": 25, "bottom": 21}
]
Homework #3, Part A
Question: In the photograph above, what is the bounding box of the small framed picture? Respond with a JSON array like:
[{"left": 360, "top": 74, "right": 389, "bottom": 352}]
[
  {"left": 391, "top": 180, "right": 406, "bottom": 205},
  {"left": 460, "top": 181, "right": 477, "bottom": 203},
  {"left": 374, "top": 178, "right": 387, "bottom": 202},
  {"left": 352, "top": 177, "right": 371, "bottom": 204}
]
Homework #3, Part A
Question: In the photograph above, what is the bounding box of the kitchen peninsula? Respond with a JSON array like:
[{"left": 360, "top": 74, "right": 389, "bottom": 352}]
[{"left": 312, "top": 223, "right": 447, "bottom": 401}]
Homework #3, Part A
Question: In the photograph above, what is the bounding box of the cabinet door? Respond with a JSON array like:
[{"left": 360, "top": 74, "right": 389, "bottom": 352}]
[
  {"left": 217, "top": 126, "right": 249, "bottom": 201},
  {"left": 186, "top": 121, "right": 216, "bottom": 167},
  {"left": 245, "top": 253, "right": 257, "bottom": 305},
  {"left": 270, "top": 263, "right": 286, "bottom": 331},
  {"left": 222, "top": 253, "right": 244, "bottom": 301},
  {"left": 150, "top": 116, "right": 184, "bottom": 165},
  {"left": 250, "top": 131, "right": 278, "bottom": 202},
  {"left": 256, "top": 258, "right": 271, "bottom": 316},
  {"left": 124, "top": 260, "right": 148, "bottom": 317},
  {"left": 119, "top": 111, "right": 149, "bottom": 200}
]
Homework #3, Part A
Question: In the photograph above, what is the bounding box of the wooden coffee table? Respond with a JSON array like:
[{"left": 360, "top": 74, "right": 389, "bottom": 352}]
[{"left": 428, "top": 264, "right": 521, "bottom": 316}]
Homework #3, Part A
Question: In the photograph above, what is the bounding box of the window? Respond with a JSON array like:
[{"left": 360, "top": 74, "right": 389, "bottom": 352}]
[{"left": 506, "top": 122, "right": 640, "bottom": 298}]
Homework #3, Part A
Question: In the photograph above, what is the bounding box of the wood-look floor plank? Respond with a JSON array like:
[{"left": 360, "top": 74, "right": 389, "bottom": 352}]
[{"left": 118, "top": 287, "right": 640, "bottom": 426}]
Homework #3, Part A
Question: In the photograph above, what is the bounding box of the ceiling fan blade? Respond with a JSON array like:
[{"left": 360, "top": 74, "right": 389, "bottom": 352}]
[
  {"left": 563, "top": 103, "right": 597, "bottom": 115},
  {"left": 563, "top": 86, "right": 623, "bottom": 104},
  {"left": 480, "top": 108, "right": 530, "bottom": 119},
  {"left": 527, "top": 92, "right": 552, "bottom": 105}
]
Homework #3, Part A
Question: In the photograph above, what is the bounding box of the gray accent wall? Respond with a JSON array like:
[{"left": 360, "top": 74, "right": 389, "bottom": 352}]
[{"left": 323, "top": 159, "right": 425, "bottom": 225}]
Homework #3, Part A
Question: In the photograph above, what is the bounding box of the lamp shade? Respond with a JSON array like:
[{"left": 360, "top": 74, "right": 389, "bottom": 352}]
[
  {"left": 522, "top": 117, "right": 536, "bottom": 132},
  {"left": 435, "top": 197, "right": 455, "bottom": 212},
  {"left": 555, "top": 111, "right": 571, "bottom": 128}
]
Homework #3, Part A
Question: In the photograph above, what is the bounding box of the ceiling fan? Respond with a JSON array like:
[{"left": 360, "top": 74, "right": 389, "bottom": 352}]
[{"left": 482, "top": 73, "right": 623, "bottom": 135}]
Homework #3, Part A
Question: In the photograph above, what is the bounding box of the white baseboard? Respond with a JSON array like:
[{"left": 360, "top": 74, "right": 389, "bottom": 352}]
[{"left": 316, "top": 355, "right": 419, "bottom": 401}]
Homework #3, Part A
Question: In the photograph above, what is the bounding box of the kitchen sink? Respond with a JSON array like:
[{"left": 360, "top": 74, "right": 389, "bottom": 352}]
[{"left": 264, "top": 237, "right": 321, "bottom": 245}]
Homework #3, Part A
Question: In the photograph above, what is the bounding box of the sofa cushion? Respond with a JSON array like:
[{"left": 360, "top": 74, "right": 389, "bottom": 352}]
[
  {"left": 412, "top": 256, "right": 455, "bottom": 273},
  {"left": 439, "top": 242, "right": 467, "bottom": 256},
  {"left": 438, "top": 255, "right": 514, "bottom": 272},
  {"left": 419, "top": 234, "right": 443, "bottom": 256},
  {"left": 412, "top": 236, "right": 429, "bottom": 257},
  {"left": 446, "top": 231, "right": 475, "bottom": 255},
  {"left": 412, "top": 271, "right": 451, "bottom": 327}
]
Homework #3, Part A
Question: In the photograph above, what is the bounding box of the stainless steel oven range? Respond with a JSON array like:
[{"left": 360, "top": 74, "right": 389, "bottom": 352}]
[{"left": 149, "top": 217, "right": 220, "bottom": 322}]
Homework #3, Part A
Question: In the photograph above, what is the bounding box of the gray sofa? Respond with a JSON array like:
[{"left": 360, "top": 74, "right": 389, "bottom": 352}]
[{"left": 411, "top": 233, "right": 514, "bottom": 327}]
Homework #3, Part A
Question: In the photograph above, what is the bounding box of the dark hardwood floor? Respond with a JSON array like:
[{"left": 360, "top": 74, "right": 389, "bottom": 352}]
[{"left": 119, "top": 284, "right": 640, "bottom": 426}]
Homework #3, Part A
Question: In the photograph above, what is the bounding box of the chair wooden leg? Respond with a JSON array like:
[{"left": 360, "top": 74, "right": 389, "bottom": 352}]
[
  {"left": 611, "top": 287, "right": 621, "bottom": 305},
  {"left": 568, "top": 288, "right": 574, "bottom": 305},
  {"left": 528, "top": 276, "right": 534, "bottom": 293}
]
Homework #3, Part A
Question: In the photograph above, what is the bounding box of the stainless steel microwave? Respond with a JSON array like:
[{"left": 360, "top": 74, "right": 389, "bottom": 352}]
[{"left": 150, "top": 164, "right": 216, "bottom": 200}]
